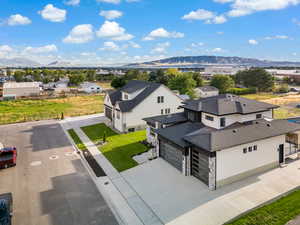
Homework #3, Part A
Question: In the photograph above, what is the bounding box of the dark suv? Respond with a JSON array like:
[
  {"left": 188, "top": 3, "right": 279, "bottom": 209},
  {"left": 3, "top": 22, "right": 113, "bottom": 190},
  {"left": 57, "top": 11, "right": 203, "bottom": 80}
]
[{"left": 0, "top": 193, "right": 12, "bottom": 225}]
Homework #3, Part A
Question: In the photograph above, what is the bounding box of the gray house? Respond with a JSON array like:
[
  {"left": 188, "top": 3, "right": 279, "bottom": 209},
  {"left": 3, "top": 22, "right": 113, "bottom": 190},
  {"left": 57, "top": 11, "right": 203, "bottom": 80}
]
[
  {"left": 144, "top": 94, "right": 300, "bottom": 190},
  {"left": 194, "top": 86, "right": 219, "bottom": 98}
]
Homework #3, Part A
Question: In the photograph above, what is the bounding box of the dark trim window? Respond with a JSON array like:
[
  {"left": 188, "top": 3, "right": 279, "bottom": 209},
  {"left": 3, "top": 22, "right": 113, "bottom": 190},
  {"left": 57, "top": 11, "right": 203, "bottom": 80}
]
[
  {"left": 248, "top": 146, "right": 253, "bottom": 152},
  {"left": 256, "top": 114, "right": 262, "bottom": 119},
  {"left": 205, "top": 115, "right": 214, "bottom": 121},
  {"left": 124, "top": 94, "right": 128, "bottom": 100},
  {"left": 157, "top": 96, "right": 164, "bottom": 103},
  {"left": 243, "top": 148, "right": 247, "bottom": 154},
  {"left": 220, "top": 117, "right": 226, "bottom": 127},
  {"left": 161, "top": 109, "right": 164, "bottom": 115},
  {"left": 253, "top": 145, "right": 257, "bottom": 151},
  {"left": 165, "top": 108, "right": 170, "bottom": 114}
]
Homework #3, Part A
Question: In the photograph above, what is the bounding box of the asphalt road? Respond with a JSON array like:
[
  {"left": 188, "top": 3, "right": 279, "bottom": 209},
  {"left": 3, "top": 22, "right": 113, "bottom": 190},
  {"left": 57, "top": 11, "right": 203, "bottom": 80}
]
[{"left": 0, "top": 120, "right": 119, "bottom": 225}]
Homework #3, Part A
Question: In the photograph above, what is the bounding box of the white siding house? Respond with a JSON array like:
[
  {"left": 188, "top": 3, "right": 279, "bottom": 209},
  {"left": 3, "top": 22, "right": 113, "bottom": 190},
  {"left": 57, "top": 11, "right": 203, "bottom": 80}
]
[
  {"left": 3, "top": 82, "right": 41, "bottom": 98},
  {"left": 104, "top": 80, "right": 183, "bottom": 133},
  {"left": 194, "top": 86, "right": 219, "bottom": 98}
]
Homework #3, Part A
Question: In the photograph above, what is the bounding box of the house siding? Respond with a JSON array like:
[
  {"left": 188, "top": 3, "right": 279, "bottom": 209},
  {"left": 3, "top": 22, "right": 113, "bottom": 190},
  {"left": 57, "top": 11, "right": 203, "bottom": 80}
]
[{"left": 216, "top": 135, "right": 285, "bottom": 187}]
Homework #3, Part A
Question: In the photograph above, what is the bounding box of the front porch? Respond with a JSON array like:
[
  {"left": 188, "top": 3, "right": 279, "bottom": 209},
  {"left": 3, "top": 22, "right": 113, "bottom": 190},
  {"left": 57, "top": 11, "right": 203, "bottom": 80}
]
[{"left": 285, "top": 131, "right": 300, "bottom": 161}]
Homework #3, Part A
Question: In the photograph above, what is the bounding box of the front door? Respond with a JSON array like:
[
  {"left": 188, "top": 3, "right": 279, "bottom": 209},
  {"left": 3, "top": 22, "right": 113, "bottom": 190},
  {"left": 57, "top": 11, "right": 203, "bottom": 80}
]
[{"left": 279, "top": 144, "right": 284, "bottom": 164}]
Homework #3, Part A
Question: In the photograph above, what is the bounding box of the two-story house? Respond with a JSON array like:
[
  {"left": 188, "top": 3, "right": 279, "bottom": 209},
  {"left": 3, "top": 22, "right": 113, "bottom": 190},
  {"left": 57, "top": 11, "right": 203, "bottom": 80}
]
[
  {"left": 104, "top": 80, "right": 183, "bottom": 133},
  {"left": 144, "top": 94, "right": 300, "bottom": 190}
]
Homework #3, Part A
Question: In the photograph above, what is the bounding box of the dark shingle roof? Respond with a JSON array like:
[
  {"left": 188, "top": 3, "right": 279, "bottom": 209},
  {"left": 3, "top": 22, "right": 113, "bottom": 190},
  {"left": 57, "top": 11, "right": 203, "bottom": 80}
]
[
  {"left": 155, "top": 122, "right": 207, "bottom": 148},
  {"left": 184, "top": 119, "right": 300, "bottom": 152},
  {"left": 108, "top": 80, "right": 162, "bottom": 112},
  {"left": 197, "top": 86, "right": 219, "bottom": 92},
  {"left": 181, "top": 94, "right": 278, "bottom": 115},
  {"left": 143, "top": 112, "right": 187, "bottom": 125}
]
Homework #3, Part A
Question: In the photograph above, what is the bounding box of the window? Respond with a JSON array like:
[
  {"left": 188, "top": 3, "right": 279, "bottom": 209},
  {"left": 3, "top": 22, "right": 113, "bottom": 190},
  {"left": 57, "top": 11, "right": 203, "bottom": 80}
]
[
  {"left": 205, "top": 115, "right": 214, "bottom": 121},
  {"left": 253, "top": 145, "right": 257, "bottom": 151},
  {"left": 161, "top": 109, "right": 164, "bottom": 115},
  {"left": 256, "top": 114, "right": 262, "bottom": 119},
  {"left": 157, "top": 96, "right": 164, "bottom": 103},
  {"left": 128, "top": 128, "right": 135, "bottom": 132},
  {"left": 220, "top": 117, "right": 226, "bottom": 127},
  {"left": 117, "top": 111, "right": 120, "bottom": 119},
  {"left": 243, "top": 148, "right": 247, "bottom": 154},
  {"left": 248, "top": 146, "right": 253, "bottom": 152},
  {"left": 165, "top": 108, "right": 171, "bottom": 114},
  {"left": 124, "top": 94, "right": 128, "bottom": 100}
]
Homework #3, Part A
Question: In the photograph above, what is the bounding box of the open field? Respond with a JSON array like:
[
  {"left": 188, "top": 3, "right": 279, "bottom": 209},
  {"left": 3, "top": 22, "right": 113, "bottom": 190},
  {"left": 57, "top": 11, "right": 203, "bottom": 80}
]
[
  {"left": 227, "top": 188, "right": 300, "bottom": 225},
  {"left": 82, "top": 123, "right": 149, "bottom": 172},
  {"left": 96, "top": 81, "right": 112, "bottom": 90},
  {"left": 0, "top": 95, "right": 104, "bottom": 125}
]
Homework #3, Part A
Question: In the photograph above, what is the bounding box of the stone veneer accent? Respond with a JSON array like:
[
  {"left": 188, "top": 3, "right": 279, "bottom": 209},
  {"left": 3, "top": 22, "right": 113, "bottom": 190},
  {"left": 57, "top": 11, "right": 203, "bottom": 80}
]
[{"left": 208, "top": 156, "right": 216, "bottom": 190}]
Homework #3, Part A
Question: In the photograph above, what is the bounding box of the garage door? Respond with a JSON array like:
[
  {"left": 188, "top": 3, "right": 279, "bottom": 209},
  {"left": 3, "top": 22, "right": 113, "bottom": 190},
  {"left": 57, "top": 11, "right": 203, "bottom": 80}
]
[
  {"left": 191, "top": 149, "right": 209, "bottom": 185},
  {"left": 105, "top": 106, "right": 112, "bottom": 120},
  {"left": 160, "top": 141, "right": 183, "bottom": 172}
]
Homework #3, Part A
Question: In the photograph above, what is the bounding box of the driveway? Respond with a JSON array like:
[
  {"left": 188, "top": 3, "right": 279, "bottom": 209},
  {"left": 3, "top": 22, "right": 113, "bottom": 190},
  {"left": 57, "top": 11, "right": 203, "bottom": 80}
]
[
  {"left": 0, "top": 120, "right": 118, "bottom": 225},
  {"left": 122, "top": 158, "right": 300, "bottom": 225}
]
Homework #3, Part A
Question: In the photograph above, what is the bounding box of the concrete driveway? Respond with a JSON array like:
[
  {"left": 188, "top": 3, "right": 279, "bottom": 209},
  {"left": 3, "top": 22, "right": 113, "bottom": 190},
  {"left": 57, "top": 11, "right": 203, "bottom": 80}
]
[
  {"left": 0, "top": 120, "right": 119, "bottom": 225},
  {"left": 122, "top": 158, "right": 300, "bottom": 225}
]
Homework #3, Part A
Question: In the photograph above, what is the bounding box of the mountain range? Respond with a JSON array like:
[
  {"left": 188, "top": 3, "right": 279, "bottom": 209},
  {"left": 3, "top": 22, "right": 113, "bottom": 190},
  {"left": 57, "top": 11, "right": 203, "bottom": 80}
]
[{"left": 126, "top": 56, "right": 300, "bottom": 68}]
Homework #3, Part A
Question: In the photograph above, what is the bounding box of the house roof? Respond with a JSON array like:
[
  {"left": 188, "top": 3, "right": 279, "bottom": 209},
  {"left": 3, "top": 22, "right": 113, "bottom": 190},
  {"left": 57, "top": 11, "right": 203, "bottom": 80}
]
[
  {"left": 143, "top": 112, "right": 187, "bottom": 125},
  {"left": 181, "top": 94, "right": 278, "bottom": 116},
  {"left": 183, "top": 119, "right": 300, "bottom": 152},
  {"left": 156, "top": 122, "right": 206, "bottom": 148},
  {"left": 4, "top": 82, "right": 40, "bottom": 89},
  {"left": 196, "top": 86, "right": 219, "bottom": 92},
  {"left": 108, "top": 80, "right": 162, "bottom": 112}
]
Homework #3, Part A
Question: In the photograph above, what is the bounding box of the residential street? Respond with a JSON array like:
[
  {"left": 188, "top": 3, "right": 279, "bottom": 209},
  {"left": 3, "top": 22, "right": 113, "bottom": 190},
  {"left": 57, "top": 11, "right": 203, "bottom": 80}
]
[{"left": 0, "top": 120, "right": 119, "bottom": 225}]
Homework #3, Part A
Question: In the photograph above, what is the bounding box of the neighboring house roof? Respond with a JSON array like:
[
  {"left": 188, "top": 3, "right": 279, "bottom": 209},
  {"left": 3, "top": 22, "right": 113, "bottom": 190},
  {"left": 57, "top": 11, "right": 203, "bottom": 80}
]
[
  {"left": 156, "top": 122, "right": 207, "bottom": 148},
  {"left": 196, "top": 86, "right": 219, "bottom": 92},
  {"left": 178, "top": 94, "right": 190, "bottom": 101},
  {"left": 107, "top": 80, "right": 162, "bottom": 112},
  {"left": 143, "top": 112, "right": 188, "bottom": 125},
  {"left": 181, "top": 94, "right": 278, "bottom": 115},
  {"left": 183, "top": 119, "right": 300, "bottom": 152},
  {"left": 3, "top": 82, "right": 40, "bottom": 89}
]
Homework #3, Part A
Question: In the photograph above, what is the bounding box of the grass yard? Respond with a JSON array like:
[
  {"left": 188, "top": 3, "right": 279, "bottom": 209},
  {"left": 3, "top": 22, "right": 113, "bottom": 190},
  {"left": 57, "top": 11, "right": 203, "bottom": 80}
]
[
  {"left": 242, "top": 93, "right": 281, "bottom": 101},
  {"left": 96, "top": 81, "right": 112, "bottom": 90},
  {"left": 82, "top": 123, "right": 149, "bottom": 172},
  {"left": 68, "top": 129, "right": 87, "bottom": 151},
  {"left": 0, "top": 95, "right": 104, "bottom": 125},
  {"left": 226, "top": 188, "right": 300, "bottom": 225}
]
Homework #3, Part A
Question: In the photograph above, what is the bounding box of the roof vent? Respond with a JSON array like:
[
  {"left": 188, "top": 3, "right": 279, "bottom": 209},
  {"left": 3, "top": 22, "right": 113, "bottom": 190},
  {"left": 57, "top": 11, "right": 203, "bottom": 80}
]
[
  {"left": 233, "top": 129, "right": 237, "bottom": 133},
  {"left": 267, "top": 124, "right": 271, "bottom": 127}
]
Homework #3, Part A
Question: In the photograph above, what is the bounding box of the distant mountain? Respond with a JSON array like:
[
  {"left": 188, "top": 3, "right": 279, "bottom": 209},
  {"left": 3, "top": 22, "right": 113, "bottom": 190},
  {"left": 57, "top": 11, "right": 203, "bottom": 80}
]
[
  {"left": 46, "top": 61, "right": 74, "bottom": 67},
  {"left": 126, "top": 56, "right": 300, "bottom": 68},
  {"left": 0, "top": 57, "right": 40, "bottom": 67}
]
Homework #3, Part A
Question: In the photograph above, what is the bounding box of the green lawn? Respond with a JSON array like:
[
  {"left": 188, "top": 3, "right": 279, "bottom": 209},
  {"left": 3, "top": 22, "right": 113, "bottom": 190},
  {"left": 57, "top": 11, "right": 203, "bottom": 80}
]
[
  {"left": 241, "top": 93, "right": 280, "bottom": 101},
  {"left": 82, "top": 123, "right": 149, "bottom": 172},
  {"left": 0, "top": 95, "right": 104, "bottom": 125},
  {"left": 68, "top": 129, "right": 87, "bottom": 151},
  {"left": 226, "top": 188, "right": 300, "bottom": 225}
]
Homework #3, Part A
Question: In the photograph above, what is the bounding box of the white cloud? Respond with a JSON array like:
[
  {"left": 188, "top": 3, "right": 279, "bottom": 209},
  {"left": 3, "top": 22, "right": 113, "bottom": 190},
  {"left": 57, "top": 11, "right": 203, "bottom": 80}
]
[
  {"left": 64, "top": 0, "right": 80, "bottom": 6},
  {"left": 248, "top": 39, "right": 258, "bottom": 45},
  {"left": 216, "top": 31, "right": 224, "bottom": 35},
  {"left": 63, "top": 24, "right": 94, "bottom": 44},
  {"left": 182, "top": 9, "right": 227, "bottom": 24},
  {"left": 182, "top": 9, "right": 215, "bottom": 20},
  {"left": 227, "top": 0, "right": 300, "bottom": 17},
  {"left": 100, "top": 41, "right": 121, "bottom": 51},
  {"left": 264, "top": 35, "right": 289, "bottom": 40},
  {"left": 96, "top": 0, "right": 121, "bottom": 4},
  {"left": 151, "top": 42, "right": 170, "bottom": 54},
  {"left": 80, "top": 52, "right": 96, "bottom": 56},
  {"left": 128, "top": 41, "right": 141, "bottom": 48},
  {"left": 7, "top": 14, "right": 31, "bottom": 26},
  {"left": 191, "top": 42, "right": 204, "bottom": 47},
  {"left": 99, "top": 10, "right": 123, "bottom": 20},
  {"left": 211, "top": 47, "right": 224, "bottom": 52},
  {"left": 0, "top": 45, "right": 13, "bottom": 52},
  {"left": 292, "top": 18, "right": 300, "bottom": 26},
  {"left": 96, "top": 21, "right": 134, "bottom": 41},
  {"left": 23, "top": 44, "right": 58, "bottom": 54},
  {"left": 39, "top": 4, "right": 67, "bottom": 22},
  {"left": 214, "top": 0, "right": 234, "bottom": 3},
  {"left": 143, "top": 28, "right": 184, "bottom": 41}
]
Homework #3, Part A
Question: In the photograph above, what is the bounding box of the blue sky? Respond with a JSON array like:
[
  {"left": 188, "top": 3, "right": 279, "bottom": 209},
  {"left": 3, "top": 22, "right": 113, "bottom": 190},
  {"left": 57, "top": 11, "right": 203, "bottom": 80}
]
[{"left": 1, "top": 0, "right": 300, "bottom": 65}]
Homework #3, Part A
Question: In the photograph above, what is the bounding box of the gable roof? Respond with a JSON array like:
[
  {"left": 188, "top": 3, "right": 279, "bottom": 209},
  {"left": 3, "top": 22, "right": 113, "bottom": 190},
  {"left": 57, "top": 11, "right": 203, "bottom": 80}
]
[
  {"left": 181, "top": 94, "right": 278, "bottom": 115},
  {"left": 183, "top": 119, "right": 300, "bottom": 152},
  {"left": 107, "top": 80, "right": 162, "bottom": 112},
  {"left": 196, "top": 86, "right": 219, "bottom": 92},
  {"left": 143, "top": 112, "right": 187, "bottom": 125}
]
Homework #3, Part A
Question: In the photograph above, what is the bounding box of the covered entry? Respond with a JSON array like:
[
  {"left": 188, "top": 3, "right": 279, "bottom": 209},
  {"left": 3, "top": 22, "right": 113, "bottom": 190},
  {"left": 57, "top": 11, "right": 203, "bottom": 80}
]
[{"left": 159, "top": 140, "right": 183, "bottom": 172}]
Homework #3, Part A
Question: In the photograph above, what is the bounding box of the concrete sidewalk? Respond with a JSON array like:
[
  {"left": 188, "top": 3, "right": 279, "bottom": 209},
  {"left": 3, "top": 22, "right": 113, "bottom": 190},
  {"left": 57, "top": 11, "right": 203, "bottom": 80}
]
[{"left": 74, "top": 128, "right": 163, "bottom": 225}]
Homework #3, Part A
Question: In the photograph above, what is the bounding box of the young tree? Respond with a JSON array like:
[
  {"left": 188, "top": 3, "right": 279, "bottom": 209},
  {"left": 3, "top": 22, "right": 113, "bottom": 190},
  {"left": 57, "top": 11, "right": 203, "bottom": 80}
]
[
  {"left": 211, "top": 75, "right": 235, "bottom": 93},
  {"left": 111, "top": 77, "right": 126, "bottom": 89},
  {"left": 69, "top": 73, "right": 85, "bottom": 86},
  {"left": 86, "top": 70, "right": 96, "bottom": 81},
  {"left": 191, "top": 72, "right": 204, "bottom": 87}
]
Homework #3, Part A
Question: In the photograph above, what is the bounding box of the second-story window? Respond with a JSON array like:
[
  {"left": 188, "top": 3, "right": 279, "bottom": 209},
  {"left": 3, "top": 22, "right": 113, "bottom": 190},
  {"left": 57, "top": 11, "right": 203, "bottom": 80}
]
[
  {"left": 256, "top": 114, "right": 262, "bottom": 119},
  {"left": 117, "top": 111, "right": 120, "bottom": 119},
  {"left": 124, "top": 94, "right": 128, "bottom": 100},
  {"left": 165, "top": 108, "right": 170, "bottom": 114},
  {"left": 157, "top": 96, "right": 164, "bottom": 103}
]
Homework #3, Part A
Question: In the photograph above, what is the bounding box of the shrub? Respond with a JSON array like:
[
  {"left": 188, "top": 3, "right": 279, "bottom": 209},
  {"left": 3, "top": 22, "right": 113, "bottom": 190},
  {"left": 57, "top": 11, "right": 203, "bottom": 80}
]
[{"left": 226, "top": 87, "right": 257, "bottom": 95}]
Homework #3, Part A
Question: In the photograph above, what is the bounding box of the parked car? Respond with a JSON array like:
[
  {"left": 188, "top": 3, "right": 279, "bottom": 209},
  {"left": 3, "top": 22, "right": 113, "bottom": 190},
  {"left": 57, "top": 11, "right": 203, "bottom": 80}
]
[
  {"left": 0, "top": 143, "right": 17, "bottom": 169},
  {"left": 290, "top": 87, "right": 300, "bottom": 92},
  {"left": 0, "top": 193, "right": 13, "bottom": 225},
  {"left": 296, "top": 104, "right": 300, "bottom": 109}
]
